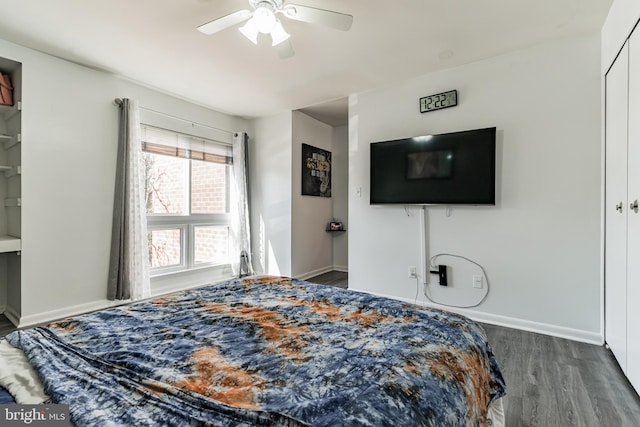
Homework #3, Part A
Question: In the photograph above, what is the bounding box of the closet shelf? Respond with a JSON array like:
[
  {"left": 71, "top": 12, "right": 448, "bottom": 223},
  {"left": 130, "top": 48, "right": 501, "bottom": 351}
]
[
  {"left": 0, "top": 133, "right": 20, "bottom": 149},
  {"left": 0, "top": 235, "right": 21, "bottom": 253},
  {"left": 4, "top": 198, "right": 21, "bottom": 207},
  {"left": 0, "top": 165, "right": 20, "bottom": 177},
  {"left": 0, "top": 101, "right": 21, "bottom": 121}
]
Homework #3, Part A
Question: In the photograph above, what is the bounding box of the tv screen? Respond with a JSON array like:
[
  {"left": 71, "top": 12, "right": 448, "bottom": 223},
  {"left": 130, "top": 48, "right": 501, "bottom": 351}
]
[{"left": 370, "top": 127, "right": 496, "bottom": 205}]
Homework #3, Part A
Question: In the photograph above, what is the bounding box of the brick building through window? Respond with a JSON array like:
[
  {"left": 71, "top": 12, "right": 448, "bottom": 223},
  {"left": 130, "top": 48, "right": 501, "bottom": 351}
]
[{"left": 141, "top": 125, "right": 232, "bottom": 274}]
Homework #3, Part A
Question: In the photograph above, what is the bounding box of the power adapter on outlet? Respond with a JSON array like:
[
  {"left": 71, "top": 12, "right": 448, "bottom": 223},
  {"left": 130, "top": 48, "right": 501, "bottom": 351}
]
[{"left": 430, "top": 265, "right": 448, "bottom": 286}]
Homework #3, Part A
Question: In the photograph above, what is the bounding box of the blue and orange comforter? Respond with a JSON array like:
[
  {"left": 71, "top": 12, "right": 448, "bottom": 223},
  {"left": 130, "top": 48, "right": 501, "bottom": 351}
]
[{"left": 6, "top": 275, "right": 506, "bottom": 426}]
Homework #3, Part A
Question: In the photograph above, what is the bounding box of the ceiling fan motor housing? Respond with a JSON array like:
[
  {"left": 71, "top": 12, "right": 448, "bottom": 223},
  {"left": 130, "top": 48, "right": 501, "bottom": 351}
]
[{"left": 249, "top": 0, "right": 284, "bottom": 10}]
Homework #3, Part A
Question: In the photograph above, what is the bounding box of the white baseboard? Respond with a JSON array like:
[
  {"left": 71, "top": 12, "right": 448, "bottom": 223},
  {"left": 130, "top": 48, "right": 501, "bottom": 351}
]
[
  {"left": 350, "top": 288, "right": 603, "bottom": 346},
  {"left": 463, "top": 309, "right": 603, "bottom": 345},
  {"left": 16, "top": 299, "right": 129, "bottom": 328},
  {"left": 295, "top": 265, "right": 348, "bottom": 281},
  {"left": 12, "top": 274, "right": 238, "bottom": 328},
  {"left": 294, "top": 266, "right": 335, "bottom": 281},
  {"left": 3, "top": 305, "right": 22, "bottom": 328},
  {"left": 15, "top": 282, "right": 232, "bottom": 328}
]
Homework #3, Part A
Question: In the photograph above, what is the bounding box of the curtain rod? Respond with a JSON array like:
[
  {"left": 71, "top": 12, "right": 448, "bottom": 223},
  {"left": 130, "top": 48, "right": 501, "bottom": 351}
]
[{"left": 113, "top": 98, "right": 233, "bottom": 136}]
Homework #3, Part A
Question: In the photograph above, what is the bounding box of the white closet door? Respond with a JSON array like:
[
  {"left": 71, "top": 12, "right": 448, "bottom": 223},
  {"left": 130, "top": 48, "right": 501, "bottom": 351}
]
[
  {"left": 605, "top": 42, "right": 629, "bottom": 372},
  {"left": 627, "top": 31, "right": 640, "bottom": 393}
]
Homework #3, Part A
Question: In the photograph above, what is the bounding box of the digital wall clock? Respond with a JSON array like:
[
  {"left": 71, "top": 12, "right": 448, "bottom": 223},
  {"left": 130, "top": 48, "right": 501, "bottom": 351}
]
[{"left": 420, "top": 89, "right": 458, "bottom": 113}]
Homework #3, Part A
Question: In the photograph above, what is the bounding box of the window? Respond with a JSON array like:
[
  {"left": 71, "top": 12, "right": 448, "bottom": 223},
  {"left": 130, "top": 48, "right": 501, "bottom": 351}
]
[{"left": 141, "top": 125, "right": 233, "bottom": 274}]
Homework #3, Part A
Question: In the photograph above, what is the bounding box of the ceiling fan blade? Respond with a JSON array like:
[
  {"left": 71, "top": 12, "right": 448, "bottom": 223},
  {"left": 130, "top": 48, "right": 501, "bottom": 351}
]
[
  {"left": 276, "top": 39, "right": 295, "bottom": 59},
  {"left": 282, "top": 4, "right": 353, "bottom": 31},
  {"left": 197, "top": 10, "right": 252, "bottom": 35}
]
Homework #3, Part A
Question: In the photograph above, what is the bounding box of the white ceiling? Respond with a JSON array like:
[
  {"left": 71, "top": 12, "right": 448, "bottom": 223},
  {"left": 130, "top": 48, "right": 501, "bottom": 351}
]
[{"left": 0, "top": 0, "right": 611, "bottom": 126}]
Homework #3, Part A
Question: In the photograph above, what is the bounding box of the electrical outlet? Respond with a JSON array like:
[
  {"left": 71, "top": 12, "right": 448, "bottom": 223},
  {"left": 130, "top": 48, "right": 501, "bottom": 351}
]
[
  {"left": 473, "top": 275, "right": 483, "bottom": 289},
  {"left": 408, "top": 266, "right": 417, "bottom": 278}
]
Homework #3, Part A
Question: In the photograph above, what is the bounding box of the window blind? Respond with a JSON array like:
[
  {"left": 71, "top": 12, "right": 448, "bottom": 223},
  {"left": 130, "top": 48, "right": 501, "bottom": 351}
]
[{"left": 141, "top": 125, "right": 232, "bottom": 165}]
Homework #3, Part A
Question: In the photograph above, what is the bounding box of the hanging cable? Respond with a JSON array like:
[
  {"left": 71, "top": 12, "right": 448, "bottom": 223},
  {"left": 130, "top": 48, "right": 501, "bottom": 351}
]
[{"left": 419, "top": 206, "right": 490, "bottom": 308}]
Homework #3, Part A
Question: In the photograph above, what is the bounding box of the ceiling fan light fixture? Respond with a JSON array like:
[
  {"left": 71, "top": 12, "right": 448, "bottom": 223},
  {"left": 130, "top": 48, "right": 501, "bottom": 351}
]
[
  {"left": 198, "top": 0, "right": 353, "bottom": 59},
  {"left": 239, "top": 18, "right": 259, "bottom": 44},
  {"left": 270, "top": 20, "right": 290, "bottom": 46},
  {"left": 253, "top": 6, "right": 277, "bottom": 33}
]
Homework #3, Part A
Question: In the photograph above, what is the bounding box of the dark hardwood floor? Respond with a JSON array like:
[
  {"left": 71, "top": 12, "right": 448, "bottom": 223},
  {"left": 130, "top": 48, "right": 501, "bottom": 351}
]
[
  {"left": 308, "top": 270, "right": 348, "bottom": 289},
  {"left": 483, "top": 324, "right": 640, "bottom": 426},
  {"left": 3, "top": 271, "right": 640, "bottom": 426}
]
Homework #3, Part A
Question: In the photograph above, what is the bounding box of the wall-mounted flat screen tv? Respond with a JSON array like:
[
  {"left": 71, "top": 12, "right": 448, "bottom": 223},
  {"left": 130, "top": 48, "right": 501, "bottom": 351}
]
[{"left": 370, "top": 127, "right": 496, "bottom": 205}]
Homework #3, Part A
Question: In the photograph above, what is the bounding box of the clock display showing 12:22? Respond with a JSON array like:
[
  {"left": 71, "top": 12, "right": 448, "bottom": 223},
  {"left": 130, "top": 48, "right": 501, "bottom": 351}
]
[{"left": 419, "top": 89, "right": 458, "bottom": 113}]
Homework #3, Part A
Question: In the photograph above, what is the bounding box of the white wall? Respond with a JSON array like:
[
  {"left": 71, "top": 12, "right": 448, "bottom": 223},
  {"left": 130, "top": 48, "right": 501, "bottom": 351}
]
[
  {"left": 250, "top": 111, "right": 347, "bottom": 279},
  {"left": 291, "top": 111, "right": 333, "bottom": 278},
  {"left": 251, "top": 112, "right": 293, "bottom": 277},
  {"left": 332, "top": 125, "right": 348, "bottom": 271},
  {"left": 349, "top": 34, "right": 603, "bottom": 343},
  {"left": 0, "top": 37, "right": 249, "bottom": 325}
]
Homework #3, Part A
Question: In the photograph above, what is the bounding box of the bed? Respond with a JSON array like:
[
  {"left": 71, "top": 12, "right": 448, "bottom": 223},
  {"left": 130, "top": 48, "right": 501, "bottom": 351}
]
[{"left": 0, "top": 275, "right": 506, "bottom": 426}]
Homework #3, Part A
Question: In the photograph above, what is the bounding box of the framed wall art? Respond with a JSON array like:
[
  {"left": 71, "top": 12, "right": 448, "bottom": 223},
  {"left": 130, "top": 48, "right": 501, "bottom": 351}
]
[{"left": 301, "top": 143, "right": 331, "bottom": 197}]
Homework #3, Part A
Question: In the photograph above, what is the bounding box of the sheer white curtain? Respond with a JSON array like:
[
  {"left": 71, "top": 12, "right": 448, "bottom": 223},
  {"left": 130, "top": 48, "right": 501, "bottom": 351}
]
[
  {"left": 107, "top": 98, "right": 151, "bottom": 300},
  {"left": 230, "top": 132, "right": 254, "bottom": 277}
]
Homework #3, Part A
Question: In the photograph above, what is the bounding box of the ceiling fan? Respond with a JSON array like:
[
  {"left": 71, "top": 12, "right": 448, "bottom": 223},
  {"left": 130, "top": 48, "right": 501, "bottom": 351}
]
[{"left": 197, "top": 0, "right": 353, "bottom": 59}]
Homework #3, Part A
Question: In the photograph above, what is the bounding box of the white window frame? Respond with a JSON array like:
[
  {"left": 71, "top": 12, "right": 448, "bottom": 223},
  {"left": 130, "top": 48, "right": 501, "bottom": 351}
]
[{"left": 142, "top": 124, "right": 233, "bottom": 277}]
